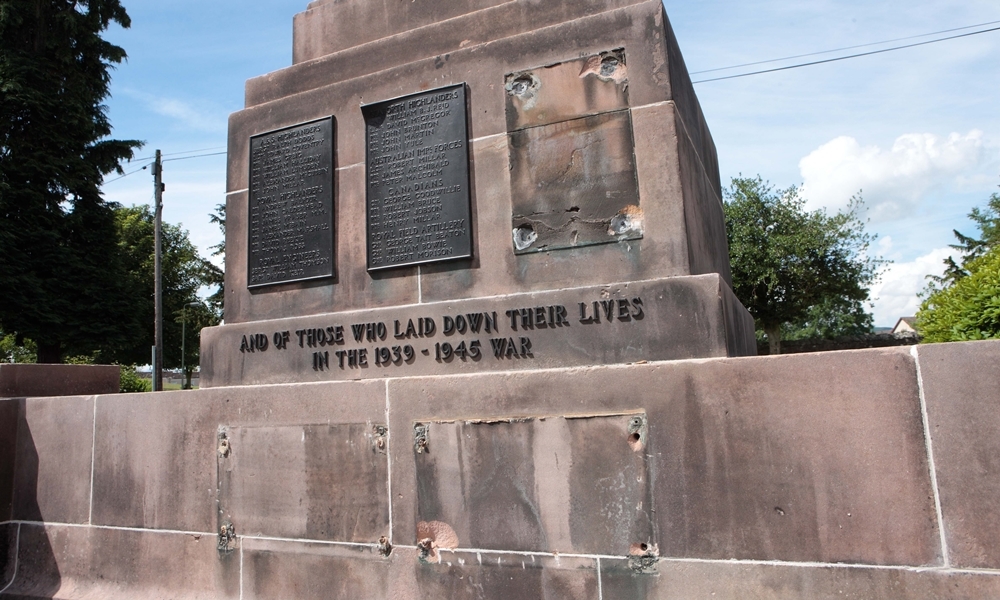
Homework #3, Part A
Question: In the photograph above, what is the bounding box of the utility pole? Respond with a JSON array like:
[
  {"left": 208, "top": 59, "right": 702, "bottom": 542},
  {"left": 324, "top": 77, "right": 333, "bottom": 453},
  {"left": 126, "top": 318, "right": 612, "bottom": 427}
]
[{"left": 153, "top": 150, "right": 164, "bottom": 392}]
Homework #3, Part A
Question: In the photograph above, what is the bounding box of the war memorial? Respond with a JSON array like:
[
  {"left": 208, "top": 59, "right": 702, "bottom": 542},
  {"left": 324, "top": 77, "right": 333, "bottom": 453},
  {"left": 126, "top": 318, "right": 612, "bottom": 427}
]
[{"left": 3, "top": 0, "right": 1000, "bottom": 597}]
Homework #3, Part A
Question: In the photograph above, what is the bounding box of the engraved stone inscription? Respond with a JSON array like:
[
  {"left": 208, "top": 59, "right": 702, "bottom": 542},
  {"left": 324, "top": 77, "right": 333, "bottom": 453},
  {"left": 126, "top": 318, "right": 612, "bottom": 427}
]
[
  {"left": 248, "top": 117, "right": 334, "bottom": 288},
  {"left": 363, "top": 84, "right": 472, "bottom": 271}
]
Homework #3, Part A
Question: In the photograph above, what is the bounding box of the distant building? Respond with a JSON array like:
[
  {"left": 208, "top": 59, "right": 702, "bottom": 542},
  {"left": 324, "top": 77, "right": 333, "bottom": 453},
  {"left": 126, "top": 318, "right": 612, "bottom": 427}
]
[{"left": 892, "top": 317, "right": 918, "bottom": 335}]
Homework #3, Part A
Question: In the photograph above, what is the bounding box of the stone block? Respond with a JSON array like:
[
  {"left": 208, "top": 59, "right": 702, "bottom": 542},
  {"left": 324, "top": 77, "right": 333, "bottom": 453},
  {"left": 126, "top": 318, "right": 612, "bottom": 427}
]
[
  {"left": 1, "top": 523, "right": 15, "bottom": 589},
  {"left": 915, "top": 339, "right": 1000, "bottom": 569},
  {"left": 201, "top": 275, "right": 753, "bottom": 388},
  {"left": 91, "top": 382, "right": 386, "bottom": 534},
  {"left": 0, "top": 364, "right": 119, "bottom": 399},
  {"left": 12, "top": 396, "right": 94, "bottom": 524},
  {"left": 409, "top": 549, "right": 599, "bottom": 599},
  {"left": 291, "top": 0, "right": 652, "bottom": 64},
  {"left": 0, "top": 400, "right": 17, "bottom": 522},
  {"left": 390, "top": 348, "right": 939, "bottom": 565},
  {"left": 218, "top": 423, "right": 389, "bottom": 543},
  {"left": 4, "top": 523, "right": 238, "bottom": 599},
  {"left": 413, "top": 413, "right": 653, "bottom": 554},
  {"left": 601, "top": 558, "right": 1000, "bottom": 599}
]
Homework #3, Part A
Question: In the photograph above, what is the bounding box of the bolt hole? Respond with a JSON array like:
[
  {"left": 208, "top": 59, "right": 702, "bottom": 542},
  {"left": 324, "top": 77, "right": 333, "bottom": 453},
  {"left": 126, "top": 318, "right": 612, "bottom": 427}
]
[
  {"left": 600, "top": 56, "right": 620, "bottom": 77},
  {"left": 630, "top": 432, "right": 641, "bottom": 442},
  {"left": 513, "top": 224, "right": 538, "bottom": 250},
  {"left": 508, "top": 74, "right": 534, "bottom": 97}
]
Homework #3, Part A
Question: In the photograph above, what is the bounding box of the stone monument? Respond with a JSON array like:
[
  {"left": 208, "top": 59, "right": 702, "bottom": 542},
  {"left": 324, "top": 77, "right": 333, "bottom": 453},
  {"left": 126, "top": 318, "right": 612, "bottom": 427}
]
[
  {"left": 4, "top": 2, "right": 1000, "bottom": 598},
  {"left": 198, "top": 0, "right": 757, "bottom": 388}
]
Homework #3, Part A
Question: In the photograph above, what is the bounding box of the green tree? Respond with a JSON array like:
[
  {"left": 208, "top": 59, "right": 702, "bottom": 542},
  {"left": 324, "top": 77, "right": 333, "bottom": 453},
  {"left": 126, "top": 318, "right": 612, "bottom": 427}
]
[
  {"left": 108, "top": 205, "right": 219, "bottom": 380},
  {"left": 205, "top": 203, "right": 225, "bottom": 317},
  {"left": 724, "top": 176, "right": 883, "bottom": 354},
  {"left": 935, "top": 190, "right": 1000, "bottom": 285},
  {"left": 0, "top": 0, "right": 142, "bottom": 362},
  {"left": 917, "top": 247, "right": 1000, "bottom": 342},
  {"left": 918, "top": 189, "right": 1000, "bottom": 342}
]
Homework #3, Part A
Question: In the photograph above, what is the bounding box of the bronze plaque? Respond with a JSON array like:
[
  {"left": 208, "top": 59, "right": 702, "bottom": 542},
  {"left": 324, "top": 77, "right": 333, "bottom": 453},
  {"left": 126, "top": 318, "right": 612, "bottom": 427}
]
[
  {"left": 363, "top": 84, "right": 473, "bottom": 271},
  {"left": 247, "top": 117, "right": 334, "bottom": 288}
]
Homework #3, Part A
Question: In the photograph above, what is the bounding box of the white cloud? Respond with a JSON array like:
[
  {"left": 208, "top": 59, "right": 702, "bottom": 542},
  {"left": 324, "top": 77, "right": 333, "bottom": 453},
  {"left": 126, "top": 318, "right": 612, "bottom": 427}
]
[
  {"left": 869, "top": 246, "right": 957, "bottom": 326},
  {"left": 799, "top": 131, "right": 989, "bottom": 220},
  {"left": 122, "top": 89, "right": 226, "bottom": 133}
]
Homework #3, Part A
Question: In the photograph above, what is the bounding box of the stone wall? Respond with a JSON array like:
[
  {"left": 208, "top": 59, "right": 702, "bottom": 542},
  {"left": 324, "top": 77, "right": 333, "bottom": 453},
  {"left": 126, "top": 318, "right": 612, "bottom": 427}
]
[{"left": 2, "top": 339, "right": 999, "bottom": 598}]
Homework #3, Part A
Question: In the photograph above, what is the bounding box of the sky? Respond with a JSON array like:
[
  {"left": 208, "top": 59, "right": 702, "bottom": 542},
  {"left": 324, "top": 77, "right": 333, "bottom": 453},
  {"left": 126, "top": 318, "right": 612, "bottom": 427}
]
[{"left": 100, "top": 0, "right": 1000, "bottom": 327}]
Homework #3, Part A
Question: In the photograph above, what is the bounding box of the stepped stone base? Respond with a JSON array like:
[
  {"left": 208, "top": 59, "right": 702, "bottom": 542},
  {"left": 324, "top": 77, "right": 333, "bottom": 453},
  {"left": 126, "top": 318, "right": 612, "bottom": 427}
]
[
  {"left": 3, "top": 340, "right": 999, "bottom": 598},
  {"left": 0, "top": 364, "right": 119, "bottom": 399}
]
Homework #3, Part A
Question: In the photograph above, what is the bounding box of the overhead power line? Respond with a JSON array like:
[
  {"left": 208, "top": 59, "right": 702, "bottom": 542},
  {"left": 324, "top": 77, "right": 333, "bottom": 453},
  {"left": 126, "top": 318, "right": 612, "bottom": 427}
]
[
  {"left": 162, "top": 151, "right": 227, "bottom": 163},
  {"left": 691, "top": 19, "right": 1000, "bottom": 75},
  {"left": 693, "top": 24, "right": 1000, "bottom": 84},
  {"left": 104, "top": 162, "right": 154, "bottom": 185}
]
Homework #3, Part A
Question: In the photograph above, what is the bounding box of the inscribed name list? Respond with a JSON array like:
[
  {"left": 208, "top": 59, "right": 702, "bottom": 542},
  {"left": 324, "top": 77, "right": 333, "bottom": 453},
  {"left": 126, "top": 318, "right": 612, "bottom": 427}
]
[
  {"left": 248, "top": 117, "right": 334, "bottom": 288},
  {"left": 364, "top": 84, "right": 472, "bottom": 271}
]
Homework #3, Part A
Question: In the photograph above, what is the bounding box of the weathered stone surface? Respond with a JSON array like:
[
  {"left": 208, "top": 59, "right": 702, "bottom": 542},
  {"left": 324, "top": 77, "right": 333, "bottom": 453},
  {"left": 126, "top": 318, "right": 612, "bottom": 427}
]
[
  {"left": 91, "top": 382, "right": 386, "bottom": 534},
  {"left": 916, "top": 339, "right": 1000, "bottom": 569},
  {"left": 409, "top": 549, "right": 599, "bottom": 599},
  {"left": 0, "top": 400, "right": 17, "bottom": 522},
  {"left": 292, "top": 0, "right": 651, "bottom": 65},
  {"left": 413, "top": 413, "right": 652, "bottom": 554},
  {"left": 390, "top": 348, "right": 939, "bottom": 566},
  {"left": 242, "top": 538, "right": 390, "bottom": 599},
  {"left": 509, "top": 111, "right": 641, "bottom": 254},
  {"left": 4, "top": 523, "right": 238, "bottom": 599},
  {"left": 601, "top": 558, "right": 1000, "bottom": 599},
  {"left": 13, "top": 397, "right": 94, "bottom": 524},
  {"left": 201, "top": 275, "right": 753, "bottom": 388},
  {"left": 1, "top": 523, "right": 15, "bottom": 590},
  {"left": 0, "top": 364, "right": 119, "bottom": 399},
  {"left": 218, "top": 423, "right": 389, "bottom": 543}
]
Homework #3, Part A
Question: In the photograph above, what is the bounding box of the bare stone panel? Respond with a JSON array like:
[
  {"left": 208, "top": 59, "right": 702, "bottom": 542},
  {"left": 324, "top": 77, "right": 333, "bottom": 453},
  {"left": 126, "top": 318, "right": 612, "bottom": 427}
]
[
  {"left": 504, "top": 49, "right": 630, "bottom": 132},
  {"left": 218, "top": 423, "right": 388, "bottom": 543},
  {"left": 391, "top": 348, "right": 939, "bottom": 566},
  {"left": 6, "top": 524, "right": 238, "bottom": 599},
  {"left": 414, "top": 413, "right": 652, "bottom": 554},
  {"left": 242, "top": 538, "right": 390, "bottom": 599},
  {"left": 601, "top": 558, "right": 1000, "bottom": 599},
  {"left": 12, "top": 397, "right": 94, "bottom": 524},
  {"left": 509, "top": 111, "right": 641, "bottom": 254},
  {"left": 410, "top": 550, "right": 598, "bottom": 599},
  {"left": 91, "top": 382, "right": 386, "bottom": 534},
  {"left": 916, "top": 339, "right": 1000, "bottom": 569}
]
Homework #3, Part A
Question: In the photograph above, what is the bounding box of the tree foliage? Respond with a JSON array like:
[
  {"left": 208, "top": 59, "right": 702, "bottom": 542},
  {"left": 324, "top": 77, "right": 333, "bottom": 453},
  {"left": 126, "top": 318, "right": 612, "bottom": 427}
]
[
  {"left": 724, "top": 176, "right": 884, "bottom": 353},
  {"left": 108, "top": 205, "right": 219, "bottom": 374},
  {"left": 0, "top": 0, "right": 142, "bottom": 362},
  {"left": 918, "top": 190, "right": 1000, "bottom": 342}
]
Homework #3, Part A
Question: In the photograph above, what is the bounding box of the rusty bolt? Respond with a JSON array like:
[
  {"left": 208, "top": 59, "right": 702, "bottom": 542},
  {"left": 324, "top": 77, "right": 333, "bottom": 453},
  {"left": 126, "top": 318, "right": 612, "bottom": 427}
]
[
  {"left": 414, "top": 423, "right": 429, "bottom": 454},
  {"left": 377, "top": 536, "right": 393, "bottom": 558}
]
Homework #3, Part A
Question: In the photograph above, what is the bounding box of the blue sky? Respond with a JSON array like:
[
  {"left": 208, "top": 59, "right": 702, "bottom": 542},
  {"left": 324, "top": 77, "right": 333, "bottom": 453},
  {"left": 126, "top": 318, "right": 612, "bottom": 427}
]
[{"left": 100, "top": 1, "right": 1000, "bottom": 326}]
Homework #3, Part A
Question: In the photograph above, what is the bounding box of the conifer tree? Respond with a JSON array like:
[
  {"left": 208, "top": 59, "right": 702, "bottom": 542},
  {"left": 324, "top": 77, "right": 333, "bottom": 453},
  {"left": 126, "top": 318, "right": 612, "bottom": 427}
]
[{"left": 0, "top": 0, "right": 141, "bottom": 362}]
